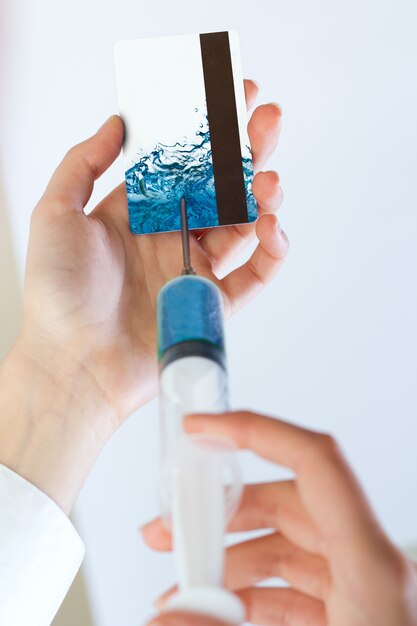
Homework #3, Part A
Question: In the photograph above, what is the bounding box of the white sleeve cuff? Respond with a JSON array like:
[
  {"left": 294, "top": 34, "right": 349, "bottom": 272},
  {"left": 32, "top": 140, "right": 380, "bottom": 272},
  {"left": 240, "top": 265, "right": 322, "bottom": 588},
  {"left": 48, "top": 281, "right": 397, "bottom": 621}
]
[{"left": 0, "top": 463, "right": 85, "bottom": 626}]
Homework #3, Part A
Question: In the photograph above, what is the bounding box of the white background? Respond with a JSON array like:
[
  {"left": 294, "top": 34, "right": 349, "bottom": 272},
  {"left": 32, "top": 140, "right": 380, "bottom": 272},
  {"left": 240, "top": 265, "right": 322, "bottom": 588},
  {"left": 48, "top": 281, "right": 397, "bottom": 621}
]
[{"left": 1, "top": 1, "right": 416, "bottom": 625}]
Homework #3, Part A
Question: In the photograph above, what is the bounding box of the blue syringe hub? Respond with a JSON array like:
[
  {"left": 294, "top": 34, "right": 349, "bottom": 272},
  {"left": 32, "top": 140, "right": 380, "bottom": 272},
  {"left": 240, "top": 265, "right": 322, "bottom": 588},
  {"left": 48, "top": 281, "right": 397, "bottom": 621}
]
[{"left": 157, "top": 275, "right": 225, "bottom": 368}]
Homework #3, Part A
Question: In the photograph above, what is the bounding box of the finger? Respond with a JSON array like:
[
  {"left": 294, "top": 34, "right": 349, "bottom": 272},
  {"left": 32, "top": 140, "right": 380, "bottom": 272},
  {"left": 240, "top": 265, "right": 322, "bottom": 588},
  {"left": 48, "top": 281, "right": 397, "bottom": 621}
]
[
  {"left": 141, "top": 518, "right": 172, "bottom": 552},
  {"left": 225, "top": 532, "right": 330, "bottom": 601},
  {"left": 151, "top": 530, "right": 329, "bottom": 612},
  {"left": 194, "top": 99, "right": 282, "bottom": 244},
  {"left": 91, "top": 181, "right": 129, "bottom": 229},
  {"left": 237, "top": 587, "right": 326, "bottom": 626},
  {"left": 220, "top": 214, "right": 289, "bottom": 316},
  {"left": 185, "top": 411, "right": 387, "bottom": 550},
  {"left": 244, "top": 79, "right": 259, "bottom": 110},
  {"left": 229, "top": 481, "right": 321, "bottom": 554},
  {"left": 252, "top": 171, "right": 283, "bottom": 213},
  {"left": 39, "top": 115, "right": 124, "bottom": 214},
  {"left": 146, "top": 610, "right": 230, "bottom": 626},
  {"left": 198, "top": 171, "right": 283, "bottom": 275},
  {"left": 186, "top": 412, "right": 322, "bottom": 470},
  {"left": 154, "top": 585, "right": 178, "bottom": 611},
  {"left": 141, "top": 481, "right": 320, "bottom": 555},
  {"left": 248, "top": 103, "right": 282, "bottom": 172}
]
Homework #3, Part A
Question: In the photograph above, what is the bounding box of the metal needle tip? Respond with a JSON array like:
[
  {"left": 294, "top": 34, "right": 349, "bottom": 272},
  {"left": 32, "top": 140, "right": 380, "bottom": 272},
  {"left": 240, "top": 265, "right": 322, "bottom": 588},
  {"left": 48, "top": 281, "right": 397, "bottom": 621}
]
[{"left": 180, "top": 197, "right": 195, "bottom": 276}]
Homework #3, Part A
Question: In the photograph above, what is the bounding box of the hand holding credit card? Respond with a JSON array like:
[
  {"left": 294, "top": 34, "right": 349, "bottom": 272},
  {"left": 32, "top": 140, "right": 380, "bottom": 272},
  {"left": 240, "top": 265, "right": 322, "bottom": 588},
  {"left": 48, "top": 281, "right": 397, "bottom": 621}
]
[{"left": 114, "top": 31, "right": 257, "bottom": 235}]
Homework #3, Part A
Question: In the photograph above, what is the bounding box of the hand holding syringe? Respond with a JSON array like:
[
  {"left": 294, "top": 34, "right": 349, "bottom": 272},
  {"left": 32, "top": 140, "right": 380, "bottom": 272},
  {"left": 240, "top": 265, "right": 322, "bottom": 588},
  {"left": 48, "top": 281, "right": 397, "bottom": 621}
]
[
  {"left": 147, "top": 205, "right": 417, "bottom": 624},
  {"left": 144, "top": 409, "right": 417, "bottom": 626}
]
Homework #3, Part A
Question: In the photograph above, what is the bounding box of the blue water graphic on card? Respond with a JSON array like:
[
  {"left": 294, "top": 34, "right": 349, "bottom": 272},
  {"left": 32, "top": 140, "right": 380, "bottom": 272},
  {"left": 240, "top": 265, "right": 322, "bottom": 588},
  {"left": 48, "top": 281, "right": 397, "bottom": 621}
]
[
  {"left": 125, "top": 109, "right": 257, "bottom": 233},
  {"left": 115, "top": 31, "right": 257, "bottom": 235}
]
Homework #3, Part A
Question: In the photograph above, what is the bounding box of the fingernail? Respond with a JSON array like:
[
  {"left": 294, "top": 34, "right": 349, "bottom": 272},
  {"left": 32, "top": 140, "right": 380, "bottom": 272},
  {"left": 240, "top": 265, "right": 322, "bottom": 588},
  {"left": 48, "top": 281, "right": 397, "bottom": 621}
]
[
  {"left": 139, "top": 520, "right": 152, "bottom": 533},
  {"left": 278, "top": 226, "right": 289, "bottom": 246},
  {"left": 274, "top": 215, "right": 285, "bottom": 235},
  {"left": 154, "top": 595, "right": 166, "bottom": 610},
  {"left": 270, "top": 102, "right": 283, "bottom": 115},
  {"left": 154, "top": 587, "right": 176, "bottom": 609},
  {"left": 98, "top": 114, "right": 117, "bottom": 132},
  {"left": 183, "top": 414, "right": 203, "bottom": 431},
  {"left": 146, "top": 618, "right": 181, "bottom": 626}
]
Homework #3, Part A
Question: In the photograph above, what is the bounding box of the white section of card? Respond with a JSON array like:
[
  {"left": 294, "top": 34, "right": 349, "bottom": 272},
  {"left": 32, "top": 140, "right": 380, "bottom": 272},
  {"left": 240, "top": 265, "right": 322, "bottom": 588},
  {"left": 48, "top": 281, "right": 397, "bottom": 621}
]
[{"left": 114, "top": 34, "right": 208, "bottom": 169}]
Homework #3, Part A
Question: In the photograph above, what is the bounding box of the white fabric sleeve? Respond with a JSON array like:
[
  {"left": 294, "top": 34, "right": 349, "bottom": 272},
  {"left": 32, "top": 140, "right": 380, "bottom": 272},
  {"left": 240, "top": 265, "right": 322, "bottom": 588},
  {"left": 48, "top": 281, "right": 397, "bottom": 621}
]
[{"left": 0, "top": 463, "right": 85, "bottom": 626}]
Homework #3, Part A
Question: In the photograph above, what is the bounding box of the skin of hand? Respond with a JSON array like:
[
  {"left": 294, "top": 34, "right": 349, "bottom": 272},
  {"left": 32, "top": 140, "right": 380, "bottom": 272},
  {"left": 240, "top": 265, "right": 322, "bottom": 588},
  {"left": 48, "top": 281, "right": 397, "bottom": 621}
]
[
  {"left": 0, "top": 81, "right": 288, "bottom": 514},
  {"left": 142, "top": 411, "right": 417, "bottom": 626}
]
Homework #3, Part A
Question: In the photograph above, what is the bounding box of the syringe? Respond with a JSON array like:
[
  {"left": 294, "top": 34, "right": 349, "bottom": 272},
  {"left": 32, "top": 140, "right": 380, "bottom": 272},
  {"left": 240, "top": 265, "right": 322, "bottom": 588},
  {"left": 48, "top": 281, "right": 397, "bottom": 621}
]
[{"left": 156, "top": 198, "right": 245, "bottom": 624}]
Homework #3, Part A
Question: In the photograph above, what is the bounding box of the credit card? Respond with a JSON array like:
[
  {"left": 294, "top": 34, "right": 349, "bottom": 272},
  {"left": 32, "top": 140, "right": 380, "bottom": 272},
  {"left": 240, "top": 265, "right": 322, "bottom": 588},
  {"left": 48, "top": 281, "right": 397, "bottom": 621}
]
[{"left": 114, "top": 31, "right": 257, "bottom": 235}]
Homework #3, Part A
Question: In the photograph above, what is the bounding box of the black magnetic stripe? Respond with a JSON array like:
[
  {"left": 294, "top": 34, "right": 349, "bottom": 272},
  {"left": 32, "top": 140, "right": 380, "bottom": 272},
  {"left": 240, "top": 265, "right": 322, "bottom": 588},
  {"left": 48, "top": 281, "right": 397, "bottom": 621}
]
[{"left": 199, "top": 32, "right": 249, "bottom": 225}]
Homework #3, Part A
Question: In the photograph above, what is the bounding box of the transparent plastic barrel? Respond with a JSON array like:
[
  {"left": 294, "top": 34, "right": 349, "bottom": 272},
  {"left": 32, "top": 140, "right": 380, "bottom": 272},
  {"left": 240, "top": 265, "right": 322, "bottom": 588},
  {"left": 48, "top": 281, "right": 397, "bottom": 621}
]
[{"left": 158, "top": 355, "right": 244, "bottom": 623}]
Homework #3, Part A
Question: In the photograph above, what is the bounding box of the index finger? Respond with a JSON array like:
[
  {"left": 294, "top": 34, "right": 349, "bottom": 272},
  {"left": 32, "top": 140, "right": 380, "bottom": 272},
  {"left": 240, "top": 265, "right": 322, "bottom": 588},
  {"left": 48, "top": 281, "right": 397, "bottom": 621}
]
[{"left": 184, "top": 411, "right": 386, "bottom": 551}]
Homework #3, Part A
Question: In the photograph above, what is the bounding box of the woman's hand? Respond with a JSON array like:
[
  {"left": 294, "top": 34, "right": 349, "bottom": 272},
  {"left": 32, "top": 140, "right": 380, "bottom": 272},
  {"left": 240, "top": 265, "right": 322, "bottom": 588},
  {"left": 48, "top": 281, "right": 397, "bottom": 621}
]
[
  {"left": 0, "top": 82, "right": 287, "bottom": 513},
  {"left": 142, "top": 411, "right": 417, "bottom": 626},
  {"left": 21, "top": 81, "right": 286, "bottom": 425}
]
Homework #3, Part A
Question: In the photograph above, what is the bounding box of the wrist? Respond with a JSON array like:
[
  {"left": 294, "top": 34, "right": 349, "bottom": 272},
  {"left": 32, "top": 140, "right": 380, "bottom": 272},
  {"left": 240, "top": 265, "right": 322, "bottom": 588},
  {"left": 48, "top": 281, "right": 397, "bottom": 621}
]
[
  {"left": 0, "top": 331, "right": 117, "bottom": 513},
  {"left": 15, "top": 326, "right": 118, "bottom": 425}
]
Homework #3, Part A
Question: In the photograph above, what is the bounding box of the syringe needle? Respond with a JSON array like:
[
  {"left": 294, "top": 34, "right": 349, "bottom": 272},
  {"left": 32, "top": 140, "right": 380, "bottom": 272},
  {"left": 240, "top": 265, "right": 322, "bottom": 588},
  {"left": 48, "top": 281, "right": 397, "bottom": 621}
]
[{"left": 180, "top": 197, "right": 196, "bottom": 276}]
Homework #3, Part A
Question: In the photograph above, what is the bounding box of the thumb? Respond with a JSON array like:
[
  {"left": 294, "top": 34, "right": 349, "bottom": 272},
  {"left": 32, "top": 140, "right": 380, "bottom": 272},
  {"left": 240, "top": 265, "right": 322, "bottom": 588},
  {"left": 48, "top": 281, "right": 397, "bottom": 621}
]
[
  {"left": 39, "top": 115, "right": 124, "bottom": 214},
  {"left": 145, "top": 611, "right": 232, "bottom": 626}
]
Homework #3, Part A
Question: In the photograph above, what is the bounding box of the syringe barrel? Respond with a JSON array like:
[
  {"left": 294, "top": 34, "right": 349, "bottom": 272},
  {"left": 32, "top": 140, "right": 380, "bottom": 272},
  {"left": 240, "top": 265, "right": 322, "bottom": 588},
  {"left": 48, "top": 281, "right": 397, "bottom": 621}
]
[
  {"left": 157, "top": 275, "right": 228, "bottom": 455},
  {"left": 157, "top": 274, "right": 244, "bottom": 623}
]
